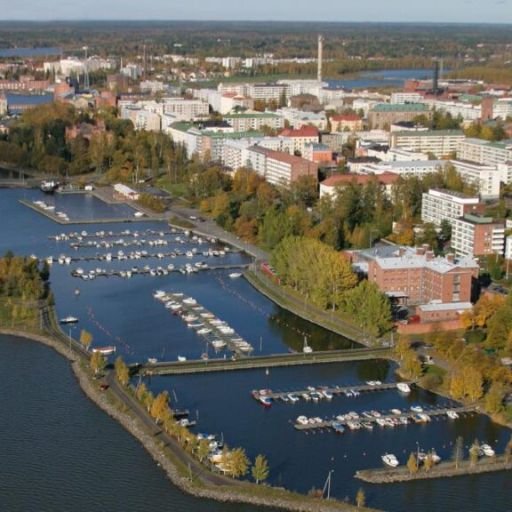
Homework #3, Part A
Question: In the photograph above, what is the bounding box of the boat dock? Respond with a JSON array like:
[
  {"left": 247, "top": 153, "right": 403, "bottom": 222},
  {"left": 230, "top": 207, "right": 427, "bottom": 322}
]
[
  {"left": 20, "top": 199, "right": 151, "bottom": 224},
  {"left": 253, "top": 381, "right": 412, "bottom": 403},
  {"left": 156, "top": 291, "right": 255, "bottom": 357},
  {"left": 136, "top": 347, "right": 392, "bottom": 376},
  {"left": 292, "top": 405, "right": 476, "bottom": 432}
]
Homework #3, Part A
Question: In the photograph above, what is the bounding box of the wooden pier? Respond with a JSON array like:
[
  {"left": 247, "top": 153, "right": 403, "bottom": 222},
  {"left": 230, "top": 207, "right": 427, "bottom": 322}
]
[
  {"left": 258, "top": 381, "right": 411, "bottom": 402},
  {"left": 136, "top": 347, "right": 392, "bottom": 376},
  {"left": 292, "top": 405, "right": 476, "bottom": 432}
]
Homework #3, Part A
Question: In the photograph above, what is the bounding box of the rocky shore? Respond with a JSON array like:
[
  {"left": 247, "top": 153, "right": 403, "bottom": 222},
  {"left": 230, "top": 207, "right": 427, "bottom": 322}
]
[{"left": 0, "top": 328, "right": 378, "bottom": 512}]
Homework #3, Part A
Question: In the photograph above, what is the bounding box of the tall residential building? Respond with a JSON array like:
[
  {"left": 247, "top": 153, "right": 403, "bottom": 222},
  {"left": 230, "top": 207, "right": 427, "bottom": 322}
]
[
  {"left": 162, "top": 98, "right": 209, "bottom": 121},
  {"left": 361, "top": 245, "right": 479, "bottom": 305},
  {"left": 390, "top": 130, "right": 465, "bottom": 157},
  {"left": 421, "top": 189, "right": 483, "bottom": 227},
  {"left": 450, "top": 160, "right": 503, "bottom": 199},
  {"left": 279, "top": 126, "right": 319, "bottom": 155},
  {"left": 452, "top": 214, "right": 505, "bottom": 258}
]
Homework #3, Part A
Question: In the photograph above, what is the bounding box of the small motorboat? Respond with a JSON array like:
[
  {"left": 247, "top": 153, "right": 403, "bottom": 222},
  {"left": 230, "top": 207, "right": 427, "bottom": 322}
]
[
  {"left": 382, "top": 453, "right": 399, "bottom": 467},
  {"left": 60, "top": 316, "right": 79, "bottom": 324},
  {"left": 229, "top": 273, "right": 242, "bottom": 279}
]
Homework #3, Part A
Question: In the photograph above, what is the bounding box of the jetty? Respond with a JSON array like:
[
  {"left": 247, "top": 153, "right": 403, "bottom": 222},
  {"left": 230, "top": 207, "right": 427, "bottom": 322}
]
[
  {"left": 292, "top": 405, "right": 476, "bottom": 432},
  {"left": 252, "top": 381, "right": 412, "bottom": 403},
  {"left": 355, "top": 454, "right": 512, "bottom": 484},
  {"left": 136, "top": 347, "right": 392, "bottom": 376}
]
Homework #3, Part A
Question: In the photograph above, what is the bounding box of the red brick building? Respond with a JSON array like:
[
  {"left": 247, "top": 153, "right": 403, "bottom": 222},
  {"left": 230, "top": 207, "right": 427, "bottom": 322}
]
[{"left": 352, "top": 245, "right": 479, "bottom": 306}]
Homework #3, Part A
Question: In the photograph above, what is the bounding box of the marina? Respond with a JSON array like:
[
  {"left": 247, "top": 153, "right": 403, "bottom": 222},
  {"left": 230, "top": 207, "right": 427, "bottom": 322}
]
[
  {"left": 153, "top": 290, "right": 255, "bottom": 357},
  {"left": 291, "top": 405, "right": 476, "bottom": 432},
  {"left": 250, "top": 381, "right": 412, "bottom": 405}
]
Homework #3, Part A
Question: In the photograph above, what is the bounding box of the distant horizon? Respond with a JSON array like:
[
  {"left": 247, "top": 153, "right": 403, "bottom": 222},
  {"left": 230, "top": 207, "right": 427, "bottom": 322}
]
[
  {"left": 1, "top": 19, "right": 512, "bottom": 26},
  {"left": 2, "top": 0, "right": 512, "bottom": 25}
]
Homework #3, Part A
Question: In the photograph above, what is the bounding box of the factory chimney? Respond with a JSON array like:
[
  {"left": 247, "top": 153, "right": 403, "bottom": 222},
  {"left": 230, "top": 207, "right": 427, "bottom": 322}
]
[{"left": 317, "top": 34, "right": 323, "bottom": 82}]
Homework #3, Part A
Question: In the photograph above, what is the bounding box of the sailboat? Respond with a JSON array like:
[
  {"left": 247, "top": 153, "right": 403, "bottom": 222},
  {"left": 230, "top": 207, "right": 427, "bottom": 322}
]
[{"left": 303, "top": 336, "right": 313, "bottom": 354}]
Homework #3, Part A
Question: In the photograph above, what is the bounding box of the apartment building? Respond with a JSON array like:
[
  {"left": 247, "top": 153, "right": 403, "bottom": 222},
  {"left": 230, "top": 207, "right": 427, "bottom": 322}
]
[
  {"left": 358, "top": 160, "right": 444, "bottom": 178},
  {"left": 421, "top": 189, "right": 483, "bottom": 227},
  {"left": 452, "top": 214, "right": 505, "bottom": 258},
  {"left": 368, "top": 103, "right": 432, "bottom": 130},
  {"left": 390, "top": 130, "right": 465, "bottom": 157},
  {"left": 162, "top": 98, "right": 209, "bottom": 121},
  {"left": 450, "top": 160, "right": 503, "bottom": 199},
  {"left": 224, "top": 112, "right": 284, "bottom": 132},
  {"left": 457, "top": 138, "right": 512, "bottom": 167},
  {"left": 319, "top": 173, "right": 399, "bottom": 199},
  {"left": 279, "top": 126, "right": 319, "bottom": 155},
  {"left": 246, "top": 147, "right": 318, "bottom": 187},
  {"left": 303, "top": 143, "right": 333, "bottom": 164},
  {"left": 362, "top": 245, "right": 479, "bottom": 305},
  {"left": 0, "top": 94, "right": 6, "bottom": 116},
  {"left": 330, "top": 113, "right": 364, "bottom": 132}
]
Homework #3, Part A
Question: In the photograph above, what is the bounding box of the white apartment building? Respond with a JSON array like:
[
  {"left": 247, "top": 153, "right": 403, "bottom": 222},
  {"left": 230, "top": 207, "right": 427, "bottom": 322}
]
[
  {"left": 493, "top": 99, "right": 512, "bottom": 119},
  {"left": 425, "top": 99, "right": 481, "bottom": 121},
  {"left": 0, "top": 94, "right": 6, "bottom": 116},
  {"left": 390, "top": 130, "right": 465, "bottom": 157},
  {"left": 366, "top": 147, "right": 429, "bottom": 162},
  {"left": 221, "top": 138, "right": 264, "bottom": 171},
  {"left": 123, "top": 109, "right": 161, "bottom": 132},
  {"left": 457, "top": 138, "right": 512, "bottom": 167},
  {"left": 277, "top": 79, "right": 326, "bottom": 97},
  {"left": 224, "top": 112, "right": 284, "bottom": 132},
  {"left": 421, "top": 189, "right": 482, "bottom": 227},
  {"left": 162, "top": 98, "right": 209, "bottom": 121},
  {"left": 358, "top": 160, "right": 444, "bottom": 178},
  {"left": 450, "top": 159, "right": 503, "bottom": 199},
  {"left": 276, "top": 107, "right": 327, "bottom": 130},
  {"left": 390, "top": 92, "right": 424, "bottom": 104}
]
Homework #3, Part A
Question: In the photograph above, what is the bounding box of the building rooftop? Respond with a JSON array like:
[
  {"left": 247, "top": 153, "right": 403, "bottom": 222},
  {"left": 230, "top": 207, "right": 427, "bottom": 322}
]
[
  {"left": 371, "top": 103, "right": 429, "bottom": 113},
  {"left": 280, "top": 126, "right": 319, "bottom": 138},
  {"left": 322, "top": 172, "right": 399, "bottom": 187},
  {"left": 359, "top": 245, "right": 478, "bottom": 274},
  {"left": 393, "top": 129, "right": 465, "bottom": 137},
  {"left": 460, "top": 213, "right": 502, "bottom": 225},
  {"left": 428, "top": 188, "right": 480, "bottom": 201},
  {"left": 418, "top": 302, "right": 473, "bottom": 313},
  {"left": 224, "top": 112, "right": 280, "bottom": 119}
]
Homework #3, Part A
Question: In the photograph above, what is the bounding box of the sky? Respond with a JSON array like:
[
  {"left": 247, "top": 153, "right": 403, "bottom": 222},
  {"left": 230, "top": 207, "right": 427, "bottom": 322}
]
[{"left": 1, "top": 0, "right": 512, "bottom": 24}]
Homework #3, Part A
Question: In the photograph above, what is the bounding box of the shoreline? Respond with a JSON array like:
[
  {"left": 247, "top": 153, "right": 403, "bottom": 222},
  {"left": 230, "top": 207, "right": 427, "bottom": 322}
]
[{"left": 0, "top": 327, "right": 377, "bottom": 512}]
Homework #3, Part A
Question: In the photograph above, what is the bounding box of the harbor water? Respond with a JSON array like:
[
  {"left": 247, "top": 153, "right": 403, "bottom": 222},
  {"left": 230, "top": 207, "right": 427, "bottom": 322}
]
[{"left": 1, "top": 188, "right": 512, "bottom": 511}]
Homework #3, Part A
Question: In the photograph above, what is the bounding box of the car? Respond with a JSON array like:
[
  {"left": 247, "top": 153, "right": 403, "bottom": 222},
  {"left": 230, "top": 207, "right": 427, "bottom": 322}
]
[{"left": 189, "top": 215, "right": 197, "bottom": 221}]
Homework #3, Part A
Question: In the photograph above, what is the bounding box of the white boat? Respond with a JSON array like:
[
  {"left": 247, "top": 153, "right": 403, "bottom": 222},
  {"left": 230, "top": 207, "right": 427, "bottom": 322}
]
[
  {"left": 397, "top": 382, "right": 411, "bottom": 393},
  {"left": 410, "top": 405, "right": 423, "bottom": 413},
  {"left": 446, "top": 410, "right": 459, "bottom": 419},
  {"left": 296, "top": 415, "right": 309, "bottom": 426},
  {"left": 382, "top": 453, "right": 399, "bottom": 468},
  {"left": 481, "top": 444, "right": 495, "bottom": 457},
  {"left": 229, "top": 272, "right": 242, "bottom": 279},
  {"left": 92, "top": 346, "right": 116, "bottom": 356},
  {"left": 211, "top": 340, "right": 226, "bottom": 350},
  {"left": 391, "top": 408, "right": 402, "bottom": 415},
  {"left": 153, "top": 290, "right": 166, "bottom": 299},
  {"left": 322, "top": 390, "right": 333, "bottom": 400},
  {"left": 197, "top": 328, "right": 212, "bottom": 335},
  {"left": 60, "top": 316, "right": 79, "bottom": 324},
  {"left": 147, "top": 357, "right": 158, "bottom": 364},
  {"left": 134, "top": 211, "right": 144, "bottom": 218},
  {"left": 177, "top": 356, "right": 187, "bottom": 362},
  {"left": 288, "top": 394, "right": 299, "bottom": 403}
]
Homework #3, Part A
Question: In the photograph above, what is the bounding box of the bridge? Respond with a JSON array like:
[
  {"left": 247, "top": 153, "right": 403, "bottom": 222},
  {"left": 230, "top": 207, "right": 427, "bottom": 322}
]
[{"left": 136, "top": 347, "right": 393, "bottom": 376}]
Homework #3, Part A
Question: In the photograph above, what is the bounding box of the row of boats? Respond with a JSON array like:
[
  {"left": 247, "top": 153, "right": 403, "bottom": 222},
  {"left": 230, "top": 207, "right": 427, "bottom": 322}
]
[
  {"left": 70, "top": 261, "right": 212, "bottom": 281},
  {"left": 68, "top": 236, "right": 225, "bottom": 251},
  {"left": 32, "top": 200, "right": 70, "bottom": 221},
  {"left": 153, "top": 290, "right": 253, "bottom": 356},
  {"left": 50, "top": 228, "right": 216, "bottom": 244},
  {"left": 251, "top": 382, "right": 411, "bottom": 407},
  {"left": 293, "top": 406, "right": 462, "bottom": 432}
]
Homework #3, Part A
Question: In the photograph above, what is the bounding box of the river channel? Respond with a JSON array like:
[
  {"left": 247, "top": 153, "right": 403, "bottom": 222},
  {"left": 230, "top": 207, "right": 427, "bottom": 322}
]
[{"left": 1, "top": 188, "right": 511, "bottom": 511}]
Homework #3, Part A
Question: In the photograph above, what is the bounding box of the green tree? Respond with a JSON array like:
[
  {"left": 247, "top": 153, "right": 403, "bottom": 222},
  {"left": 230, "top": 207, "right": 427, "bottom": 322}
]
[
  {"left": 251, "top": 454, "right": 270, "bottom": 484},
  {"left": 196, "top": 439, "right": 211, "bottom": 463}
]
